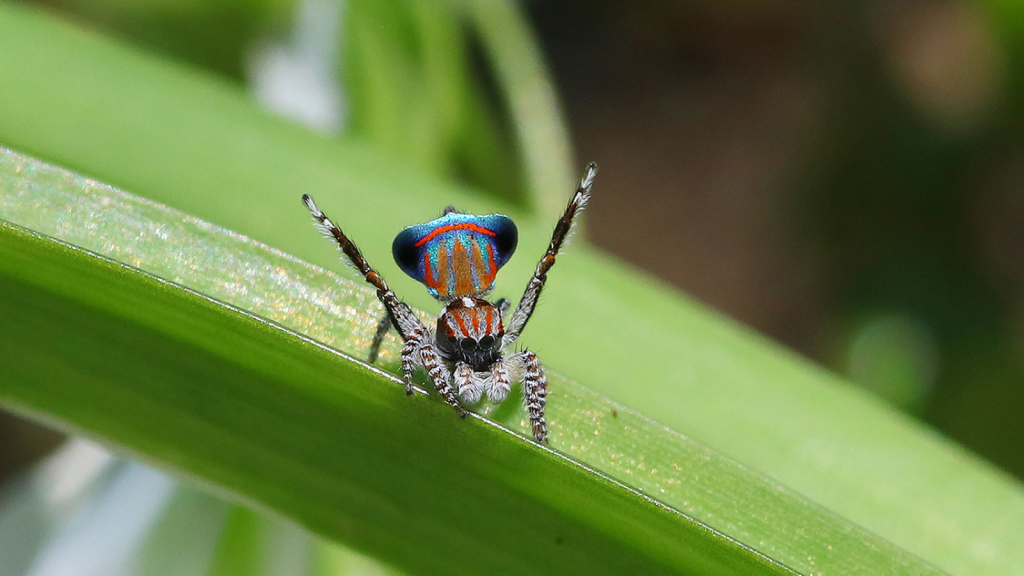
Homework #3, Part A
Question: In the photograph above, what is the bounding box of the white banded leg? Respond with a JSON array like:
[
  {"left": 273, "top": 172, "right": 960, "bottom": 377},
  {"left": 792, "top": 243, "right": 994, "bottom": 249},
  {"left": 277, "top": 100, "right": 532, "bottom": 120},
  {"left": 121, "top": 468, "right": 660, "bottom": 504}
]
[
  {"left": 512, "top": 351, "right": 548, "bottom": 443},
  {"left": 401, "top": 328, "right": 426, "bottom": 396},
  {"left": 419, "top": 344, "right": 466, "bottom": 418}
]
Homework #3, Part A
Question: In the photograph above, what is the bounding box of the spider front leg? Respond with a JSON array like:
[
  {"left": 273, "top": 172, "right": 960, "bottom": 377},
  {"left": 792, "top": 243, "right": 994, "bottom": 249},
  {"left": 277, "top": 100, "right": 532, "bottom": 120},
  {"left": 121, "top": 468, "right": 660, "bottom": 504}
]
[
  {"left": 416, "top": 335, "right": 467, "bottom": 418},
  {"left": 403, "top": 326, "right": 466, "bottom": 418}
]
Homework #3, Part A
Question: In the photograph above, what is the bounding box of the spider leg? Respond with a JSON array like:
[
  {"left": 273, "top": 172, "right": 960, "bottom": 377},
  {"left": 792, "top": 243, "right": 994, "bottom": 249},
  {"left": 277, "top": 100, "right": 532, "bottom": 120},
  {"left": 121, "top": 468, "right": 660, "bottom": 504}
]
[
  {"left": 367, "top": 312, "right": 392, "bottom": 364},
  {"left": 418, "top": 338, "right": 467, "bottom": 418},
  {"left": 400, "top": 329, "right": 424, "bottom": 396},
  {"left": 302, "top": 194, "right": 425, "bottom": 339},
  {"left": 503, "top": 163, "right": 597, "bottom": 347},
  {"left": 509, "top": 350, "right": 548, "bottom": 443},
  {"left": 495, "top": 297, "right": 511, "bottom": 319},
  {"left": 304, "top": 195, "right": 466, "bottom": 418},
  {"left": 485, "top": 360, "right": 511, "bottom": 404}
]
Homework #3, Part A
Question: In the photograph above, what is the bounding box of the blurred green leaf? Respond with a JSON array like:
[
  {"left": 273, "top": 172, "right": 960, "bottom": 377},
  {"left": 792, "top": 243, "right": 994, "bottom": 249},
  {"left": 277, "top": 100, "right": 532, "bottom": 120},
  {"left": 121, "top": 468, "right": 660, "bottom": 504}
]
[
  {"left": 459, "top": 0, "right": 575, "bottom": 216},
  {"left": 135, "top": 487, "right": 229, "bottom": 576},
  {"left": 342, "top": 0, "right": 525, "bottom": 202},
  {"left": 50, "top": 0, "right": 298, "bottom": 78}
]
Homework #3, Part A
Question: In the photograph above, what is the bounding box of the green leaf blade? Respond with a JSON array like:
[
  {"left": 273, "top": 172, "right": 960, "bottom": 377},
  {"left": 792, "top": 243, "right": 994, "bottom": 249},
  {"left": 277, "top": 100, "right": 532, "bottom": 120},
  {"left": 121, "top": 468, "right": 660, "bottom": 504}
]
[
  {"left": 0, "top": 224, "right": 765, "bottom": 576},
  {"left": 0, "top": 149, "right": 946, "bottom": 575}
]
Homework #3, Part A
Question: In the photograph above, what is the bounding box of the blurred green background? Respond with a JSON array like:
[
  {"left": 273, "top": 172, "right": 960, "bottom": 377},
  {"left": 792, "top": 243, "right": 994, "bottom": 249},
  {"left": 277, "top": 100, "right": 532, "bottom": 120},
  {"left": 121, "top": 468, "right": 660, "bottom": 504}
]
[{"left": 2, "top": 0, "right": 1022, "bottom": 502}]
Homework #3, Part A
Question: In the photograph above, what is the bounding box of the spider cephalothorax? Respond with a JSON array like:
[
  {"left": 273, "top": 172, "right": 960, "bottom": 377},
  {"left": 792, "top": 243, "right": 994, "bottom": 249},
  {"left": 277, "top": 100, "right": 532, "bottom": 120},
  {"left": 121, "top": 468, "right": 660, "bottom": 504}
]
[
  {"left": 436, "top": 297, "right": 504, "bottom": 372},
  {"left": 302, "top": 162, "right": 597, "bottom": 443}
]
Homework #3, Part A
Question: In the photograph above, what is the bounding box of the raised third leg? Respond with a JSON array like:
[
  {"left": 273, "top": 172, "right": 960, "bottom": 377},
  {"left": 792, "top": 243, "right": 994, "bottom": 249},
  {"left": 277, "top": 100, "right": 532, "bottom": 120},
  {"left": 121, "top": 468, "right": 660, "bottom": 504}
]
[{"left": 503, "top": 163, "right": 597, "bottom": 347}]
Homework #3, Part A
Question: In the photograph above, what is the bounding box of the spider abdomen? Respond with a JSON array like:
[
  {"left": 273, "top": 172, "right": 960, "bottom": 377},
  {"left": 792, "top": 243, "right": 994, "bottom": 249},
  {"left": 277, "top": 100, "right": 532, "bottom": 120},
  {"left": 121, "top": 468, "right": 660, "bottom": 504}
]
[{"left": 392, "top": 212, "right": 518, "bottom": 299}]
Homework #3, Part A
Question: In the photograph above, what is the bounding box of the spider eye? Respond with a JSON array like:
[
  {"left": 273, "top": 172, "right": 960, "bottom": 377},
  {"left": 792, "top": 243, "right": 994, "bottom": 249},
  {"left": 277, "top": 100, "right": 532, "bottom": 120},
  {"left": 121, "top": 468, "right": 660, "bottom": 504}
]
[
  {"left": 479, "top": 335, "right": 494, "bottom": 349},
  {"left": 392, "top": 229, "right": 421, "bottom": 279},
  {"left": 461, "top": 338, "right": 478, "bottom": 350}
]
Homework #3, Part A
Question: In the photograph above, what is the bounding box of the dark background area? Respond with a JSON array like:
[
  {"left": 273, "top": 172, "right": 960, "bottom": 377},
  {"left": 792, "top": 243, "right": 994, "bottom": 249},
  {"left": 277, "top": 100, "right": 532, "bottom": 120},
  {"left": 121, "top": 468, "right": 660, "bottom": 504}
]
[
  {"left": 533, "top": 0, "right": 1024, "bottom": 479},
  {"left": 3, "top": 0, "right": 1023, "bottom": 487}
]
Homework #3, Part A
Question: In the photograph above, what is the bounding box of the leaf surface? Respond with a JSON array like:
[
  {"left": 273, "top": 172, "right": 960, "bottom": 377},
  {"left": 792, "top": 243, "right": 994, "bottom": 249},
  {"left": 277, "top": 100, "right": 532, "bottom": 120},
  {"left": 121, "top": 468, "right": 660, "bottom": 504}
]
[{"left": 0, "top": 149, "right": 944, "bottom": 575}]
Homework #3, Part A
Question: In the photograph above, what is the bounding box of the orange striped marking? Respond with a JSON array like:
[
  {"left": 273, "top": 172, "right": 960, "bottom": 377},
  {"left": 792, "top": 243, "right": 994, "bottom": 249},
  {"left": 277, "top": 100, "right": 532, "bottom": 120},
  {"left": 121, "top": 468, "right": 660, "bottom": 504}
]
[{"left": 423, "top": 252, "right": 437, "bottom": 290}]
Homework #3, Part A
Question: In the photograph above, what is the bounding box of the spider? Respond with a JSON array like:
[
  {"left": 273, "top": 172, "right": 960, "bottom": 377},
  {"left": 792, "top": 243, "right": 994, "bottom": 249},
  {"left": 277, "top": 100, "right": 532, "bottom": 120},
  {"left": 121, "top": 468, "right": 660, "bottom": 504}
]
[{"left": 302, "top": 162, "right": 597, "bottom": 443}]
